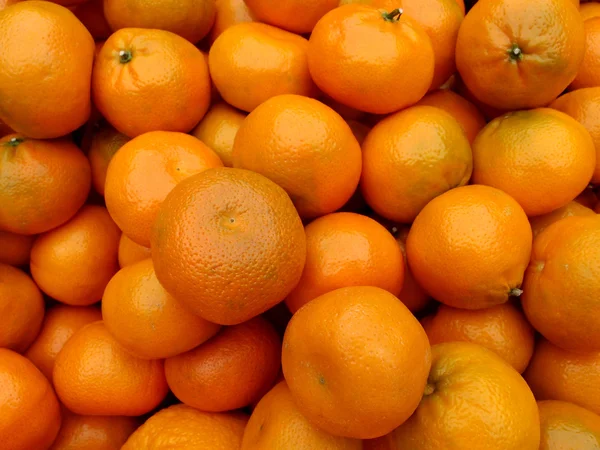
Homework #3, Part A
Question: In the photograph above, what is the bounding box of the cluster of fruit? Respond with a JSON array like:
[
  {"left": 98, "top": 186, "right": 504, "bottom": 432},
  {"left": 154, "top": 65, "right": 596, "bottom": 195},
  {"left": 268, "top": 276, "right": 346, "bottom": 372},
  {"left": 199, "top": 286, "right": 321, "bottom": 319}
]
[{"left": 1, "top": 0, "right": 600, "bottom": 448}]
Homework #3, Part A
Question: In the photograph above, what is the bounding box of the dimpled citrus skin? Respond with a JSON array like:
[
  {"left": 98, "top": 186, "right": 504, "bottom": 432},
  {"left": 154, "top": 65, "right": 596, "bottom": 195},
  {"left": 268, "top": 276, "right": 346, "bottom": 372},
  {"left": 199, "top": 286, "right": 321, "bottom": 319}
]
[
  {"left": 122, "top": 404, "right": 248, "bottom": 449},
  {"left": 0, "top": 1, "right": 95, "bottom": 139},
  {"left": 455, "top": 0, "right": 585, "bottom": 110},
  {"left": 242, "top": 381, "right": 363, "bottom": 450},
  {"left": 537, "top": 400, "right": 600, "bottom": 450},
  {"left": 529, "top": 200, "right": 596, "bottom": 238},
  {"left": 151, "top": 167, "right": 306, "bottom": 325},
  {"left": 53, "top": 321, "right": 169, "bottom": 416},
  {"left": 522, "top": 215, "right": 600, "bottom": 351},
  {"left": 244, "top": 0, "right": 338, "bottom": 33},
  {"left": 208, "top": 23, "right": 318, "bottom": 113},
  {"left": 282, "top": 286, "right": 432, "bottom": 440},
  {"left": 571, "top": 17, "right": 600, "bottom": 90},
  {"left": 550, "top": 87, "right": 600, "bottom": 184},
  {"left": 366, "top": 342, "right": 540, "bottom": 450},
  {"left": 472, "top": 108, "right": 596, "bottom": 217},
  {"left": 406, "top": 184, "right": 533, "bottom": 309},
  {"left": 0, "top": 349, "right": 62, "bottom": 450},
  {"left": 92, "top": 28, "right": 211, "bottom": 138},
  {"left": 232, "top": 95, "right": 362, "bottom": 220},
  {"left": 307, "top": 4, "right": 435, "bottom": 114},
  {"left": 0, "top": 134, "right": 91, "bottom": 236},
  {"left": 524, "top": 339, "right": 600, "bottom": 415}
]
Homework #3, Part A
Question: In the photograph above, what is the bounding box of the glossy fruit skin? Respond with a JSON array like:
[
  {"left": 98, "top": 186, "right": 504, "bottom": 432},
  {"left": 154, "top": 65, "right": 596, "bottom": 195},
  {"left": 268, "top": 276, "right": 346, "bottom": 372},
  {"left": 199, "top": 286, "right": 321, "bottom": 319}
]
[
  {"left": 361, "top": 105, "right": 473, "bottom": 223},
  {"left": 49, "top": 411, "right": 138, "bottom": 450},
  {"left": 0, "top": 231, "right": 35, "bottom": 267},
  {"left": 165, "top": 317, "right": 281, "bottom": 412},
  {"left": 209, "top": 23, "right": 318, "bottom": 113},
  {"left": 117, "top": 233, "right": 151, "bottom": 268},
  {"left": 93, "top": 28, "right": 211, "bottom": 138},
  {"left": 308, "top": 5, "right": 435, "bottom": 114},
  {"left": 537, "top": 400, "right": 600, "bottom": 450},
  {"left": 209, "top": 0, "right": 256, "bottom": 43},
  {"left": 0, "top": 1, "right": 95, "bottom": 138},
  {"left": 30, "top": 205, "right": 121, "bottom": 306},
  {"left": 191, "top": 102, "right": 247, "bottom": 167},
  {"left": 232, "top": 95, "right": 362, "bottom": 219},
  {"left": 282, "top": 286, "right": 432, "bottom": 440},
  {"left": 456, "top": 0, "right": 586, "bottom": 110},
  {"left": 365, "top": 342, "right": 540, "bottom": 450},
  {"left": 87, "top": 123, "right": 130, "bottom": 196},
  {"left": 104, "top": 131, "right": 223, "bottom": 247},
  {"left": 0, "top": 134, "right": 91, "bottom": 235},
  {"left": 151, "top": 167, "right": 306, "bottom": 325},
  {"left": 122, "top": 404, "right": 248, "bottom": 449},
  {"left": 472, "top": 108, "right": 596, "bottom": 217},
  {"left": 104, "top": 0, "right": 216, "bottom": 43},
  {"left": 421, "top": 301, "right": 535, "bottom": 372},
  {"left": 580, "top": 2, "right": 600, "bottom": 21},
  {"left": 415, "top": 89, "right": 486, "bottom": 143},
  {"left": 244, "top": 0, "right": 338, "bottom": 33},
  {"left": 529, "top": 200, "right": 596, "bottom": 238},
  {"left": 406, "top": 184, "right": 533, "bottom": 309},
  {"left": 242, "top": 381, "right": 363, "bottom": 450},
  {"left": 285, "top": 212, "right": 405, "bottom": 313},
  {"left": 25, "top": 305, "right": 102, "bottom": 381},
  {"left": 0, "top": 349, "right": 62, "bottom": 450},
  {"left": 522, "top": 215, "right": 600, "bottom": 351},
  {"left": 524, "top": 338, "right": 600, "bottom": 415},
  {"left": 53, "top": 321, "right": 169, "bottom": 416},
  {"left": 551, "top": 87, "right": 600, "bottom": 184},
  {"left": 571, "top": 17, "right": 600, "bottom": 89},
  {"left": 0, "top": 264, "right": 44, "bottom": 353}
]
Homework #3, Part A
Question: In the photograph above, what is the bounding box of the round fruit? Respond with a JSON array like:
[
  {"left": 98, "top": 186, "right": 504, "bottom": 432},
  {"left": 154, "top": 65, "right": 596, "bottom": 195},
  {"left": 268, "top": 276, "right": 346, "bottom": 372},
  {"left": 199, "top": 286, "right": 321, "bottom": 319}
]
[
  {"left": 104, "top": 131, "right": 223, "bottom": 247},
  {"left": 361, "top": 105, "right": 473, "bottom": 223},
  {"left": 0, "top": 264, "right": 44, "bottom": 353},
  {"left": 152, "top": 168, "right": 306, "bottom": 325},
  {"left": 87, "top": 122, "right": 130, "bottom": 196},
  {"left": 0, "top": 1, "right": 94, "bottom": 138},
  {"left": 529, "top": 200, "right": 596, "bottom": 237},
  {"left": 103, "top": 0, "right": 216, "bottom": 43},
  {"left": 191, "top": 101, "right": 247, "bottom": 167},
  {"left": 456, "top": 0, "right": 586, "bottom": 110},
  {"left": 25, "top": 305, "right": 102, "bottom": 381},
  {"left": 117, "top": 233, "right": 151, "bottom": 268},
  {"left": 581, "top": 2, "right": 600, "bottom": 21},
  {"left": 53, "top": 321, "right": 169, "bottom": 416},
  {"left": 49, "top": 411, "right": 138, "bottom": 450},
  {"left": 0, "top": 231, "right": 34, "bottom": 267},
  {"left": 244, "top": 0, "right": 337, "bottom": 33},
  {"left": 421, "top": 301, "right": 535, "bottom": 372},
  {"left": 538, "top": 400, "right": 600, "bottom": 450},
  {"left": 242, "top": 381, "right": 362, "bottom": 450},
  {"left": 73, "top": 0, "right": 112, "bottom": 40},
  {"left": 282, "top": 286, "right": 432, "bottom": 439},
  {"left": 0, "top": 134, "right": 91, "bottom": 235},
  {"left": 406, "top": 184, "right": 532, "bottom": 309},
  {"left": 102, "top": 259, "right": 221, "bottom": 359},
  {"left": 165, "top": 316, "right": 281, "bottom": 412},
  {"left": 524, "top": 338, "right": 600, "bottom": 415},
  {"left": 365, "top": 342, "right": 540, "bottom": 449},
  {"left": 30, "top": 205, "right": 120, "bottom": 306},
  {"left": 571, "top": 17, "right": 600, "bottom": 89},
  {"left": 232, "top": 95, "right": 362, "bottom": 219},
  {"left": 522, "top": 215, "right": 600, "bottom": 351},
  {"left": 285, "top": 212, "right": 404, "bottom": 313},
  {"left": 122, "top": 404, "right": 248, "bottom": 449},
  {"left": 308, "top": 4, "right": 435, "bottom": 114},
  {"left": 0, "top": 349, "right": 61, "bottom": 450},
  {"left": 208, "top": 22, "right": 317, "bottom": 113},
  {"left": 550, "top": 87, "right": 600, "bottom": 184},
  {"left": 472, "top": 108, "right": 596, "bottom": 217},
  {"left": 92, "top": 28, "right": 211, "bottom": 137},
  {"left": 209, "top": 0, "right": 256, "bottom": 42},
  {"left": 415, "top": 89, "right": 486, "bottom": 143}
]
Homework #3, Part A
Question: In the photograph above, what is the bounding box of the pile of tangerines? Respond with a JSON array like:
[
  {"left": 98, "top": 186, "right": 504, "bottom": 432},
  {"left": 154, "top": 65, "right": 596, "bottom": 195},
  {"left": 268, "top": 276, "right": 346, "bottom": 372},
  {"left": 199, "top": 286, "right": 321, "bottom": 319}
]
[{"left": 1, "top": 0, "right": 600, "bottom": 448}]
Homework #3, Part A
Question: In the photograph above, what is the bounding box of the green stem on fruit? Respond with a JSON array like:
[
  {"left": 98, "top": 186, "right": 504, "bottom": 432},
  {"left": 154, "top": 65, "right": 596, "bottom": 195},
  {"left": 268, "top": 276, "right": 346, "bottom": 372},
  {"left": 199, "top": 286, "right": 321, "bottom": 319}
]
[
  {"left": 382, "top": 8, "right": 403, "bottom": 22},
  {"left": 507, "top": 43, "right": 523, "bottom": 62},
  {"left": 118, "top": 49, "right": 133, "bottom": 64},
  {"left": 4, "top": 137, "right": 23, "bottom": 147}
]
